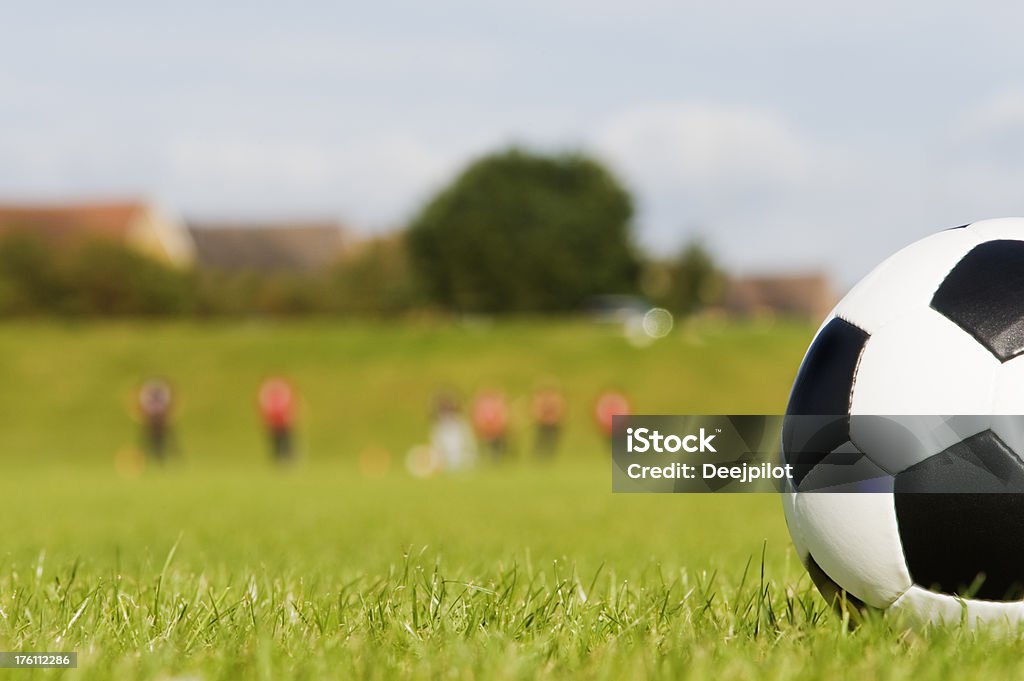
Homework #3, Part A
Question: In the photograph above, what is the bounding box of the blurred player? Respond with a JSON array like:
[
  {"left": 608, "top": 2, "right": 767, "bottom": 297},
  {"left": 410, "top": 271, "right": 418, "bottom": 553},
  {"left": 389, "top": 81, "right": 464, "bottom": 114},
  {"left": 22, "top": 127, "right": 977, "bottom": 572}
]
[
  {"left": 431, "top": 391, "right": 476, "bottom": 471},
  {"left": 258, "top": 377, "right": 297, "bottom": 464},
  {"left": 137, "top": 377, "right": 176, "bottom": 462},
  {"left": 472, "top": 389, "right": 510, "bottom": 461},
  {"left": 594, "top": 389, "right": 631, "bottom": 442},
  {"left": 532, "top": 385, "right": 566, "bottom": 458}
]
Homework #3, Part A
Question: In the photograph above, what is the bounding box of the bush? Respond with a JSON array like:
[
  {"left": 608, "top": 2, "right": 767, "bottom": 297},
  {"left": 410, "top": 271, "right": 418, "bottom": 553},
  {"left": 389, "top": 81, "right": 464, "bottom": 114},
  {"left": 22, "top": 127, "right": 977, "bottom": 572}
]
[
  {"left": 329, "top": 235, "right": 421, "bottom": 315},
  {"left": 63, "top": 239, "right": 194, "bottom": 316},
  {"left": 642, "top": 240, "right": 725, "bottom": 316},
  {"left": 0, "top": 232, "right": 69, "bottom": 314},
  {"left": 0, "top": 234, "right": 191, "bottom": 316}
]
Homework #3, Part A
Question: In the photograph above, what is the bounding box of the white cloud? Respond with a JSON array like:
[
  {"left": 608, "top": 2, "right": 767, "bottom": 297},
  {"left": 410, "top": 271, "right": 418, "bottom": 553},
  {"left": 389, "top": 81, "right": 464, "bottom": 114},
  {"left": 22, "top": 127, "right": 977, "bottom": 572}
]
[
  {"left": 590, "top": 102, "right": 860, "bottom": 274},
  {"left": 586, "top": 95, "right": 1024, "bottom": 285},
  {"left": 159, "top": 132, "right": 469, "bottom": 229},
  {"left": 594, "top": 102, "right": 815, "bottom": 200},
  {"left": 945, "top": 89, "right": 1024, "bottom": 173},
  {"left": 958, "top": 90, "right": 1024, "bottom": 135}
]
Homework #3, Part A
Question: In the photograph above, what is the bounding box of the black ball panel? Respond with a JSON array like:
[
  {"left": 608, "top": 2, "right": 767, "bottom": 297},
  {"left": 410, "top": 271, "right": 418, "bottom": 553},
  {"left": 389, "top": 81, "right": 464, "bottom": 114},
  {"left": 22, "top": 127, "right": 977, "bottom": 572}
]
[
  {"left": 783, "top": 318, "right": 869, "bottom": 485},
  {"left": 895, "top": 430, "right": 1024, "bottom": 600},
  {"left": 931, "top": 239, "right": 1024, "bottom": 362}
]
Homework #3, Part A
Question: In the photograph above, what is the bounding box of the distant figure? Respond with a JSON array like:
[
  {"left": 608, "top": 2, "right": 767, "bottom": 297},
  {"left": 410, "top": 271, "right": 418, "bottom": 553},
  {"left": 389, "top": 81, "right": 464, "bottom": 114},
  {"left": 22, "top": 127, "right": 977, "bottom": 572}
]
[
  {"left": 594, "top": 389, "right": 632, "bottom": 441},
  {"left": 472, "top": 390, "right": 510, "bottom": 461},
  {"left": 137, "top": 377, "right": 176, "bottom": 462},
  {"left": 259, "top": 377, "right": 297, "bottom": 463},
  {"left": 431, "top": 392, "right": 476, "bottom": 471},
  {"left": 532, "top": 386, "right": 566, "bottom": 458}
]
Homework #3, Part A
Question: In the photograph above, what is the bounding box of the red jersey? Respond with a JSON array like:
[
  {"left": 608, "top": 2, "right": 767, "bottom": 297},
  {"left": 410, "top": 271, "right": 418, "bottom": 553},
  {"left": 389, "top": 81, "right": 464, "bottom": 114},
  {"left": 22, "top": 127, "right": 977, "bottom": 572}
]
[
  {"left": 594, "top": 391, "right": 631, "bottom": 436},
  {"left": 472, "top": 392, "right": 508, "bottom": 439},
  {"left": 259, "top": 379, "right": 296, "bottom": 428}
]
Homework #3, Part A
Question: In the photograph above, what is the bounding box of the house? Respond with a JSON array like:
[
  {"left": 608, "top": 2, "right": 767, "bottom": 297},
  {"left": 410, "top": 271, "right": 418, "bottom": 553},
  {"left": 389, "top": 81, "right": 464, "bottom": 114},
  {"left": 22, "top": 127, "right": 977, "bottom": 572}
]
[
  {"left": 0, "top": 199, "right": 195, "bottom": 266},
  {"left": 187, "top": 221, "right": 348, "bottom": 272},
  {"left": 723, "top": 273, "right": 836, "bottom": 321}
]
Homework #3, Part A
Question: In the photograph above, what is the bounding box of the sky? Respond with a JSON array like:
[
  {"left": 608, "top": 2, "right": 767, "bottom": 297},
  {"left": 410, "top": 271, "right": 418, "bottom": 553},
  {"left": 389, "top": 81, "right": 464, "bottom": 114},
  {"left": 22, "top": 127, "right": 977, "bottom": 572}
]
[{"left": 2, "top": 1, "right": 1024, "bottom": 285}]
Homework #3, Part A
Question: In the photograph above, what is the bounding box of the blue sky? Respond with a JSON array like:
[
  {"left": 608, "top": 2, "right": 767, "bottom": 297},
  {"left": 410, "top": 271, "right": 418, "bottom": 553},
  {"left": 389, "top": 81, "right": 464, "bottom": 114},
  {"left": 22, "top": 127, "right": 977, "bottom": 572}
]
[{"left": 3, "top": 1, "right": 1024, "bottom": 284}]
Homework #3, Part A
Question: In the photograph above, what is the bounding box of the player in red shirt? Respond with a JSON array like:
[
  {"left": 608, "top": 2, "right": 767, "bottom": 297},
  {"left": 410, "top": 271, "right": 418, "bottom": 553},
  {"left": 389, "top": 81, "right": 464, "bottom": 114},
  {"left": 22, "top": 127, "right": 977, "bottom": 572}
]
[
  {"left": 258, "top": 377, "right": 297, "bottom": 463},
  {"left": 471, "top": 389, "right": 510, "bottom": 461},
  {"left": 594, "top": 389, "right": 631, "bottom": 442}
]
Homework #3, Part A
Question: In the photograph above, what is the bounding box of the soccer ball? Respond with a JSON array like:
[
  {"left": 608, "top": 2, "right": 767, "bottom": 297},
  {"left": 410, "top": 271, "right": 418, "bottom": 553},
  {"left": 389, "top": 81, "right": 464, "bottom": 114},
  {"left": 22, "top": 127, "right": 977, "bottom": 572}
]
[{"left": 782, "top": 218, "right": 1024, "bottom": 628}]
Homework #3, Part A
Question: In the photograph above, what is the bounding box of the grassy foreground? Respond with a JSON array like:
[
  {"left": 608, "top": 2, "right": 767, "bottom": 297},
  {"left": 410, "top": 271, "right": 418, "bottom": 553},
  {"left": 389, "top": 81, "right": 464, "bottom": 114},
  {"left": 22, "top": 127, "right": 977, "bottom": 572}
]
[
  {"left": 2, "top": 320, "right": 1022, "bottom": 679},
  {"left": 4, "top": 467, "right": 1024, "bottom": 680}
]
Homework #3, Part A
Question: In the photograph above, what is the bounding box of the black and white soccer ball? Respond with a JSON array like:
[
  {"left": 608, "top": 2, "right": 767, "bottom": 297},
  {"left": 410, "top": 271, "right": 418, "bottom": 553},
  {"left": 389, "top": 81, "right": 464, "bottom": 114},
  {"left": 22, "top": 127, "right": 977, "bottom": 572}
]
[{"left": 782, "top": 218, "right": 1024, "bottom": 627}]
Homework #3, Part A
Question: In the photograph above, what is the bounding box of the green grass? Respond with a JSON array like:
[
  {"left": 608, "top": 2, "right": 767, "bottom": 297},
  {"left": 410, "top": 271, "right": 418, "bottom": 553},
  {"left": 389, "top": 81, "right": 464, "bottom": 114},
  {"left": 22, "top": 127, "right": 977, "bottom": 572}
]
[
  {"left": 2, "top": 320, "right": 1023, "bottom": 679},
  {"left": 0, "top": 318, "right": 809, "bottom": 466}
]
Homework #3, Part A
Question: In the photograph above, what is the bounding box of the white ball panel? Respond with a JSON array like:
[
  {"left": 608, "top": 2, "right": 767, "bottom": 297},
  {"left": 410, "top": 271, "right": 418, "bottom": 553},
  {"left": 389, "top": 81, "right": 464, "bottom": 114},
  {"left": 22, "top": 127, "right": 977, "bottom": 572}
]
[
  {"left": 850, "top": 308, "right": 997, "bottom": 417},
  {"left": 993, "top": 358, "right": 1024, "bottom": 457},
  {"left": 888, "top": 586, "right": 964, "bottom": 627},
  {"left": 780, "top": 488, "right": 809, "bottom": 562},
  {"left": 992, "top": 356, "right": 1024, "bottom": 416},
  {"left": 960, "top": 217, "right": 1024, "bottom": 243},
  {"left": 890, "top": 585, "right": 1024, "bottom": 629},
  {"left": 793, "top": 493, "right": 911, "bottom": 608},
  {"left": 833, "top": 228, "right": 981, "bottom": 334}
]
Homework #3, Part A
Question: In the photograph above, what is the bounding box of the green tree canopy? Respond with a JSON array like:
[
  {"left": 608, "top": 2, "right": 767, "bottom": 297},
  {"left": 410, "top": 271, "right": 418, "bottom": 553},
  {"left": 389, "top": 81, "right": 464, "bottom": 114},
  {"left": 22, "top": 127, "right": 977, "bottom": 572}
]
[{"left": 407, "top": 148, "right": 640, "bottom": 313}]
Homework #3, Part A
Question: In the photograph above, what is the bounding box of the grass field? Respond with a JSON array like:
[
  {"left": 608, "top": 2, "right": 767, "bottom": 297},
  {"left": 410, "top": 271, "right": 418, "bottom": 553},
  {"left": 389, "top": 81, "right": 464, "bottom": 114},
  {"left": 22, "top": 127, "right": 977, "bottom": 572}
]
[
  {"left": 0, "top": 318, "right": 809, "bottom": 467},
  {"left": 3, "top": 320, "right": 1024, "bottom": 680}
]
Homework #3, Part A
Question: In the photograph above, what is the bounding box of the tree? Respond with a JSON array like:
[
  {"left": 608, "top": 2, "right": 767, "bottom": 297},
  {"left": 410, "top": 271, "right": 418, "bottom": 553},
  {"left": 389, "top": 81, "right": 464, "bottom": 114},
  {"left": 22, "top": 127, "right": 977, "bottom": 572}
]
[{"left": 407, "top": 148, "right": 640, "bottom": 313}]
